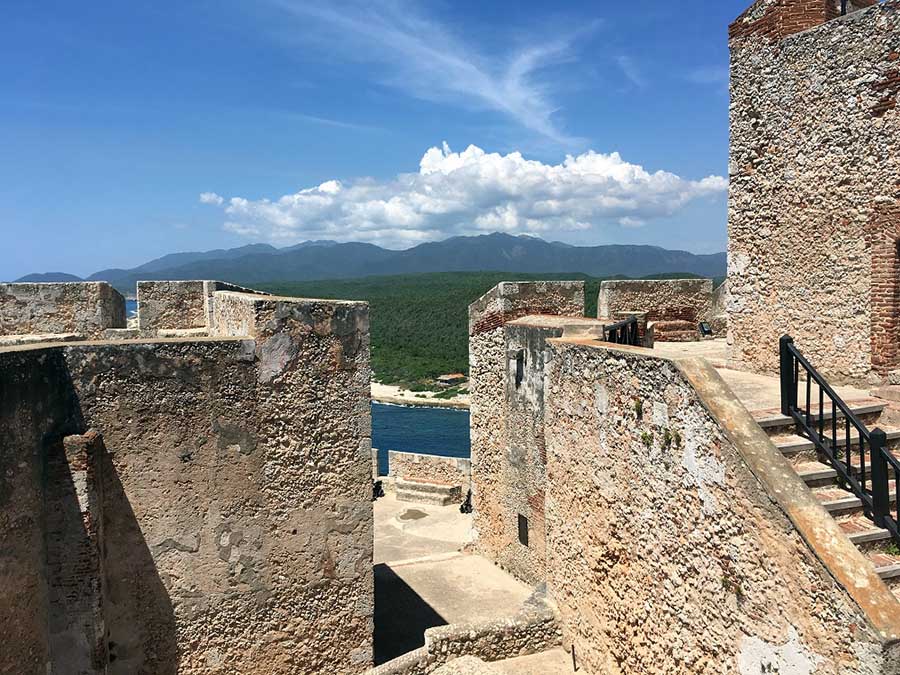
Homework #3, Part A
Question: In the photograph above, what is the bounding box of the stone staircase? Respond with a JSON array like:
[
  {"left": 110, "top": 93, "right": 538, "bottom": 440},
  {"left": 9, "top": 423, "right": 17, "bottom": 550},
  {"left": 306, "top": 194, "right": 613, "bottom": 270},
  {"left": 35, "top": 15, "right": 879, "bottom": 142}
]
[
  {"left": 650, "top": 320, "right": 698, "bottom": 342},
  {"left": 755, "top": 399, "right": 900, "bottom": 595},
  {"left": 394, "top": 477, "right": 462, "bottom": 506}
]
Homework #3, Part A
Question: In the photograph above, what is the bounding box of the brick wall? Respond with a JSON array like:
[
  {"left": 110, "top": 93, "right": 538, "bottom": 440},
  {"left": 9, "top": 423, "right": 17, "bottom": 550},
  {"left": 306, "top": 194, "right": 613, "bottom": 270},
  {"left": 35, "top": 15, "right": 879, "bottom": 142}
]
[{"left": 730, "top": 0, "right": 879, "bottom": 41}]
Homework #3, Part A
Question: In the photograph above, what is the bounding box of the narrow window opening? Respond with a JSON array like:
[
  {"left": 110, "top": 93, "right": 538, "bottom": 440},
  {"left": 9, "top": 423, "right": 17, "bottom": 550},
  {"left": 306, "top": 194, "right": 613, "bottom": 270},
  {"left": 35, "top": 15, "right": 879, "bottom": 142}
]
[
  {"left": 518, "top": 513, "right": 529, "bottom": 546},
  {"left": 514, "top": 350, "right": 525, "bottom": 389}
]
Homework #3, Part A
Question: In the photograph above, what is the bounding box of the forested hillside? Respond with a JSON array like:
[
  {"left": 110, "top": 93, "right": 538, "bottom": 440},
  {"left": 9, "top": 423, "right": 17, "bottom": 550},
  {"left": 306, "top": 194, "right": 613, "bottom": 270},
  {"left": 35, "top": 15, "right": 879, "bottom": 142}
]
[{"left": 260, "top": 271, "right": 710, "bottom": 384}]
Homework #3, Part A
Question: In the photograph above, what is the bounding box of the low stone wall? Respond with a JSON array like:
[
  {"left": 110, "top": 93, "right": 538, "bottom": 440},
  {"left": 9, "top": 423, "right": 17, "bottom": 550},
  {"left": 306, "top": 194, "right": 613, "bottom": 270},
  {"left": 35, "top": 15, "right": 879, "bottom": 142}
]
[
  {"left": 598, "top": 278, "right": 713, "bottom": 326},
  {"left": 0, "top": 288, "right": 374, "bottom": 673},
  {"left": 368, "top": 591, "right": 561, "bottom": 675},
  {"left": 137, "top": 280, "right": 206, "bottom": 330},
  {"left": 0, "top": 282, "right": 126, "bottom": 338},
  {"left": 543, "top": 339, "right": 900, "bottom": 673},
  {"left": 388, "top": 451, "right": 471, "bottom": 489}
]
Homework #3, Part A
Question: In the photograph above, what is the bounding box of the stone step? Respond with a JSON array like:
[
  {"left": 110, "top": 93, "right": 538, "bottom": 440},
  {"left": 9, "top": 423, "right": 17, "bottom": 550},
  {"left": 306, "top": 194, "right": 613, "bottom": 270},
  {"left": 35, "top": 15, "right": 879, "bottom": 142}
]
[
  {"left": 810, "top": 486, "right": 867, "bottom": 516},
  {"left": 773, "top": 429, "right": 900, "bottom": 457},
  {"left": 755, "top": 400, "right": 886, "bottom": 436},
  {"left": 866, "top": 550, "right": 900, "bottom": 581},
  {"left": 837, "top": 516, "right": 893, "bottom": 546},
  {"left": 394, "top": 478, "right": 462, "bottom": 506}
]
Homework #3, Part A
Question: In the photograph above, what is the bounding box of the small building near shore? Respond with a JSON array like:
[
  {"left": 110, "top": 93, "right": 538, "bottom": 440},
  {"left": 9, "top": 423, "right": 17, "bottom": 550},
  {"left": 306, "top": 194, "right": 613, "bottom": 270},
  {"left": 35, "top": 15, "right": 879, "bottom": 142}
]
[{"left": 437, "top": 373, "right": 466, "bottom": 387}]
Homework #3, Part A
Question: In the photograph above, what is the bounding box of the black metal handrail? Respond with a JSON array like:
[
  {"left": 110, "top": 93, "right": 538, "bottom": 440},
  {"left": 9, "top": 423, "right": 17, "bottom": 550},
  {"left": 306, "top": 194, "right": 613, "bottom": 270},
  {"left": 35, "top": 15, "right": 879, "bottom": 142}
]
[
  {"left": 603, "top": 316, "right": 640, "bottom": 346},
  {"left": 780, "top": 335, "right": 898, "bottom": 543}
]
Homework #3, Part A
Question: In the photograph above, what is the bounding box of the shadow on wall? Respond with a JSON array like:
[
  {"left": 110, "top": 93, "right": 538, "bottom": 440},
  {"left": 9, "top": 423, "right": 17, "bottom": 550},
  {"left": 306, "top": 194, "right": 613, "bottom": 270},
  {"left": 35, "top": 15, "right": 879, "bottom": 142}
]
[
  {"left": 374, "top": 563, "right": 447, "bottom": 665},
  {"left": 98, "top": 444, "right": 178, "bottom": 674}
]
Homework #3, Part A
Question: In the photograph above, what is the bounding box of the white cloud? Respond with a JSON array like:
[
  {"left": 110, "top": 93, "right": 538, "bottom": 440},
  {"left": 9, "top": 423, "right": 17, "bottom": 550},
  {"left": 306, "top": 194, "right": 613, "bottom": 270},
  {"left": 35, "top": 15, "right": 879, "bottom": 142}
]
[
  {"left": 199, "top": 192, "right": 224, "bottom": 205},
  {"left": 203, "top": 143, "right": 727, "bottom": 247},
  {"left": 263, "top": 1, "right": 595, "bottom": 145}
]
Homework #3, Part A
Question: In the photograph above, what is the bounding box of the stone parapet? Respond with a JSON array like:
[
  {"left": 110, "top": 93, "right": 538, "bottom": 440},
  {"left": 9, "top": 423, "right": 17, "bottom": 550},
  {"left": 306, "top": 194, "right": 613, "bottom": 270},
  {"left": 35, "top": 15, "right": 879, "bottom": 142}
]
[
  {"left": 0, "top": 282, "right": 125, "bottom": 338},
  {"left": 542, "top": 338, "right": 900, "bottom": 673}
]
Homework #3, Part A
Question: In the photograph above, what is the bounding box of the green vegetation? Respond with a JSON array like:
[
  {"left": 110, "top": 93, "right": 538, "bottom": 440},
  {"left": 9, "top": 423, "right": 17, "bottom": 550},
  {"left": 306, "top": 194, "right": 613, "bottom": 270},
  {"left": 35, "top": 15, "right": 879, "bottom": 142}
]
[{"left": 259, "top": 271, "right": 707, "bottom": 384}]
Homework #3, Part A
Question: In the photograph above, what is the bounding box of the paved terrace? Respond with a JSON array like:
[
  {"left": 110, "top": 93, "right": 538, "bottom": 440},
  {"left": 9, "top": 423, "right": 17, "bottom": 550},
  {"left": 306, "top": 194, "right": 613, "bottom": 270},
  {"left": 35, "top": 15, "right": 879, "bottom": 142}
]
[
  {"left": 374, "top": 494, "right": 573, "bottom": 672},
  {"left": 654, "top": 339, "right": 876, "bottom": 414}
]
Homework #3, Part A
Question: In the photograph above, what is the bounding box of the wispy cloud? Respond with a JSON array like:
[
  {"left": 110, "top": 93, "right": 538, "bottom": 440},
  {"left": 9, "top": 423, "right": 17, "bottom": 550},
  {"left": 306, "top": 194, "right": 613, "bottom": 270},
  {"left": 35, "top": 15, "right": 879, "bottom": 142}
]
[
  {"left": 261, "top": 1, "right": 595, "bottom": 146},
  {"left": 615, "top": 55, "right": 646, "bottom": 89},
  {"left": 202, "top": 142, "right": 727, "bottom": 248},
  {"left": 685, "top": 66, "right": 729, "bottom": 86}
]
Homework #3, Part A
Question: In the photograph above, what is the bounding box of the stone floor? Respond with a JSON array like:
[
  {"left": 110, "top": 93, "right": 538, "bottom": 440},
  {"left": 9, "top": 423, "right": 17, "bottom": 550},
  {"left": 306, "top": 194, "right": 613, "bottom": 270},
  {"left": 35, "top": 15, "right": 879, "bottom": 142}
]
[
  {"left": 374, "top": 493, "right": 534, "bottom": 665},
  {"left": 491, "top": 648, "right": 574, "bottom": 674},
  {"left": 654, "top": 339, "right": 873, "bottom": 413}
]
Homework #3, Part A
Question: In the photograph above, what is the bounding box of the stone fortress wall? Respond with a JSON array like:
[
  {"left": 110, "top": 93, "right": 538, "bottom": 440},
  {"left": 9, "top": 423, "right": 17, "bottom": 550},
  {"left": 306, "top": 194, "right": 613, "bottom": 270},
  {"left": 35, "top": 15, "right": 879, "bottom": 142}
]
[
  {"left": 728, "top": 0, "right": 899, "bottom": 381},
  {"left": 598, "top": 278, "right": 714, "bottom": 325},
  {"left": 0, "top": 282, "right": 374, "bottom": 674},
  {"left": 467, "top": 279, "right": 900, "bottom": 673},
  {"left": 543, "top": 340, "right": 900, "bottom": 674},
  {"left": 0, "top": 281, "right": 126, "bottom": 338},
  {"left": 467, "top": 282, "right": 586, "bottom": 568}
]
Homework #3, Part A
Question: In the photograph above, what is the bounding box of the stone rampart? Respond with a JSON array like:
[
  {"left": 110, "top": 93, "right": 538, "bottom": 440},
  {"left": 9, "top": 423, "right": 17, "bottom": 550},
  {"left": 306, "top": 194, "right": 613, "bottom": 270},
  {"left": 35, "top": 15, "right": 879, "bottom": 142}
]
[
  {"left": 0, "top": 282, "right": 126, "bottom": 338},
  {"left": 367, "top": 590, "right": 561, "bottom": 675},
  {"left": 728, "top": 2, "right": 900, "bottom": 380},
  {"left": 387, "top": 451, "right": 471, "bottom": 489},
  {"left": 542, "top": 338, "right": 900, "bottom": 673},
  {"left": 598, "top": 278, "right": 713, "bottom": 326},
  {"left": 467, "top": 283, "right": 584, "bottom": 573},
  {"left": 137, "top": 280, "right": 269, "bottom": 332},
  {"left": 0, "top": 289, "right": 373, "bottom": 673}
]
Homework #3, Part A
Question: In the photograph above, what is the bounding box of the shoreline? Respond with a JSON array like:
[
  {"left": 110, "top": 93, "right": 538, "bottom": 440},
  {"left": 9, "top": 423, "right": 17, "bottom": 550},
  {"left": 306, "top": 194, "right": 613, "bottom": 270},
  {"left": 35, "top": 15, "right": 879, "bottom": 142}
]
[{"left": 371, "top": 382, "right": 470, "bottom": 410}]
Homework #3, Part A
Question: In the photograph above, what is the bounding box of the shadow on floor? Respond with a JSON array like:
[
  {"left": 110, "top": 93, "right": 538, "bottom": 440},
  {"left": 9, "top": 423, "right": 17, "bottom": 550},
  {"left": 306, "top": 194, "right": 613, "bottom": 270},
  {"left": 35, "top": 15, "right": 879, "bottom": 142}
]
[{"left": 374, "top": 563, "right": 447, "bottom": 665}]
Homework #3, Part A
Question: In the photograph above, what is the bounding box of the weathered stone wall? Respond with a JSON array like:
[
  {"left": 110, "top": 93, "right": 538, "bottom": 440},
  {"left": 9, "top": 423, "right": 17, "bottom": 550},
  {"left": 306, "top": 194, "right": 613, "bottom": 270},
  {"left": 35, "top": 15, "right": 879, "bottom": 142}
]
[
  {"left": 543, "top": 339, "right": 900, "bottom": 674},
  {"left": 0, "top": 291, "right": 374, "bottom": 674},
  {"left": 597, "top": 278, "right": 714, "bottom": 325},
  {"left": 137, "top": 280, "right": 207, "bottom": 330},
  {"left": 0, "top": 282, "right": 126, "bottom": 338},
  {"left": 710, "top": 280, "right": 729, "bottom": 335},
  {"left": 388, "top": 451, "right": 471, "bottom": 489},
  {"left": 728, "top": 2, "right": 900, "bottom": 380},
  {"left": 0, "top": 347, "right": 79, "bottom": 674},
  {"left": 468, "top": 282, "right": 584, "bottom": 568},
  {"left": 368, "top": 591, "right": 561, "bottom": 675}
]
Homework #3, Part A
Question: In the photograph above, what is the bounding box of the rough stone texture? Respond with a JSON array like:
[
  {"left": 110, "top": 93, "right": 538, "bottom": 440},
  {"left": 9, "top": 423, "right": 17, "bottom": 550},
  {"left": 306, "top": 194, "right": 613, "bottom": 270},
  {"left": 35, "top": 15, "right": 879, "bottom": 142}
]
[
  {"left": 710, "top": 280, "right": 729, "bottom": 335},
  {"left": 598, "top": 279, "right": 714, "bottom": 328},
  {"left": 467, "top": 283, "right": 584, "bottom": 573},
  {"left": 0, "top": 282, "right": 126, "bottom": 338},
  {"left": 543, "top": 339, "right": 900, "bottom": 674},
  {"left": 0, "top": 290, "right": 373, "bottom": 674},
  {"left": 0, "top": 347, "right": 78, "bottom": 673},
  {"left": 388, "top": 451, "right": 471, "bottom": 491},
  {"left": 137, "top": 281, "right": 207, "bottom": 330},
  {"left": 728, "top": 2, "right": 900, "bottom": 381},
  {"left": 46, "top": 431, "right": 108, "bottom": 673},
  {"left": 368, "top": 589, "right": 561, "bottom": 675}
]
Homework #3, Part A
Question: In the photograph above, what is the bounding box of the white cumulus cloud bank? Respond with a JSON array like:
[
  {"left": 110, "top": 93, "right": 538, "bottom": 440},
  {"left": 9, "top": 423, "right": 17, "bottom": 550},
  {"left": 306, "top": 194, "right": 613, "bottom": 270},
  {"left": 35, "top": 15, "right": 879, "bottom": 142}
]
[{"left": 202, "top": 144, "right": 727, "bottom": 247}]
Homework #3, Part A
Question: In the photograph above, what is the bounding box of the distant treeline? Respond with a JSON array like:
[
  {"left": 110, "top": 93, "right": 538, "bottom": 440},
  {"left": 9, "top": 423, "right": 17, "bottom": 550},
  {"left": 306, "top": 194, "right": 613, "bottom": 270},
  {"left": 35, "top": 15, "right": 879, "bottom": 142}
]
[{"left": 259, "top": 271, "right": 716, "bottom": 385}]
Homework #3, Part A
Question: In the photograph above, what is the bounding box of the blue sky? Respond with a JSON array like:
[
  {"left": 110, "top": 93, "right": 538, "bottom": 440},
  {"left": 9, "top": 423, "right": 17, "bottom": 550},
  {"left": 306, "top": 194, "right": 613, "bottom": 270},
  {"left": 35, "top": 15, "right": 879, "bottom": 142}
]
[{"left": 0, "top": 1, "right": 747, "bottom": 280}]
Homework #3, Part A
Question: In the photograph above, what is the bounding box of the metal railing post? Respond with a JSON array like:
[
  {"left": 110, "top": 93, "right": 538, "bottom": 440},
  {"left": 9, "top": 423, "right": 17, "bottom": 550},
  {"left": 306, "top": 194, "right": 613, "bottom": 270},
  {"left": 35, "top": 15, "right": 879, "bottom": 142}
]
[
  {"left": 871, "top": 428, "right": 890, "bottom": 528},
  {"left": 779, "top": 335, "right": 795, "bottom": 417}
]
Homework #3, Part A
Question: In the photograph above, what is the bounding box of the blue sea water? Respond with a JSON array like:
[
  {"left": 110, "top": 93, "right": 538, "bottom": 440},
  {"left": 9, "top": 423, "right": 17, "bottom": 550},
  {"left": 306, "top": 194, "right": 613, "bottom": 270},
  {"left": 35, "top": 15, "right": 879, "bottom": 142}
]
[
  {"left": 372, "top": 402, "right": 470, "bottom": 475},
  {"left": 125, "top": 299, "right": 137, "bottom": 317}
]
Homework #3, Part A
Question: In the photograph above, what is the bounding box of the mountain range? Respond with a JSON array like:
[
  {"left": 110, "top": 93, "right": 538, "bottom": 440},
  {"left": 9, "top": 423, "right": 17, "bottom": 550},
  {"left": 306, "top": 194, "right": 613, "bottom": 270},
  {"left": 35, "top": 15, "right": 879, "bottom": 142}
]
[{"left": 15, "top": 233, "right": 727, "bottom": 293}]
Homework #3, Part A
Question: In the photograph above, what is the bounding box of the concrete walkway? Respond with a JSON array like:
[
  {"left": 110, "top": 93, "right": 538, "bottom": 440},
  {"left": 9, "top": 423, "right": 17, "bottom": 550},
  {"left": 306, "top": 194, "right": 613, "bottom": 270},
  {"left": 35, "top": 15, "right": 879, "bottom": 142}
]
[
  {"left": 375, "top": 492, "right": 473, "bottom": 564},
  {"left": 492, "top": 648, "right": 574, "bottom": 674},
  {"left": 654, "top": 339, "right": 872, "bottom": 413},
  {"left": 374, "top": 492, "right": 534, "bottom": 665}
]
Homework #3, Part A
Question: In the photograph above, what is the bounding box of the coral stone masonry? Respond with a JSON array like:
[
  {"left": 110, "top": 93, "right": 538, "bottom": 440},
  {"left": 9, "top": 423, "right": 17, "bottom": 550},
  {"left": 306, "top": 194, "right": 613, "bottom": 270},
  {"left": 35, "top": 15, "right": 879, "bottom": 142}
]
[
  {"left": 0, "top": 283, "right": 373, "bottom": 674},
  {"left": 728, "top": 1, "right": 900, "bottom": 382}
]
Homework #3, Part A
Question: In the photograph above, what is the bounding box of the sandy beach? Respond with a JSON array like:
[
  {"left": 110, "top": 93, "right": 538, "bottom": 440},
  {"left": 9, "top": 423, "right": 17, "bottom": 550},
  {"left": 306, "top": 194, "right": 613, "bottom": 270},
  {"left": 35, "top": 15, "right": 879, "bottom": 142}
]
[{"left": 371, "top": 382, "right": 470, "bottom": 409}]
